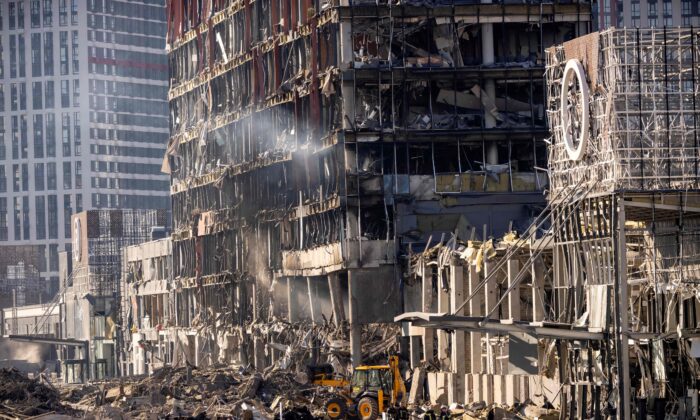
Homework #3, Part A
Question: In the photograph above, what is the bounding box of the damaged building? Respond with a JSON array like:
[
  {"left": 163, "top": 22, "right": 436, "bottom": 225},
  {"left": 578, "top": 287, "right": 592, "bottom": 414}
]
[
  {"left": 399, "top": 27, "right": 700, "bottom": 418},
  {"left": 120, "top": 237, "right": 173, "bottom": 375},
  {"left": 163, "top": 0, "right": 591, "bottom": 377},
  {"left": 59, "top": 209, "right": 169, "bottom": 381}
]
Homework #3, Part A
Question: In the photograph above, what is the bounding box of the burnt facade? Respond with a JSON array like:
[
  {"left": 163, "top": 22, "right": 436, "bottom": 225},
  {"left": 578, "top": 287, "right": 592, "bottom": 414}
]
[{"left": 165, "top": 0, "right": 591, "bottom": 370}]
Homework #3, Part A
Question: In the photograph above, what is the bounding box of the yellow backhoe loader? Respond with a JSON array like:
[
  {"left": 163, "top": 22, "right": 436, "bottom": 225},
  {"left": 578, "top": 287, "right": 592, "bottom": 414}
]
[{"left": 308, "top": 355, "right": 406, "bottom": 420}]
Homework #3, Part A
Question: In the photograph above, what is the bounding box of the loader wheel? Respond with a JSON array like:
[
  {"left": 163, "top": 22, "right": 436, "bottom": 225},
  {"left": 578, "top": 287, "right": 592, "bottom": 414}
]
[
  {"left": 326, "top": 396, "right": 347, "bottom": 419},
  {"left": 357, "top": 397, "right": 378, "bottom": 420}
]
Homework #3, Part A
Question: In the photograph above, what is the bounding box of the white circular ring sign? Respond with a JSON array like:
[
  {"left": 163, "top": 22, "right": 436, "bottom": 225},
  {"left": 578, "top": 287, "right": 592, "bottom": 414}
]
[{"left": 560, "top": 59, "right": 590, "bottom": 161}]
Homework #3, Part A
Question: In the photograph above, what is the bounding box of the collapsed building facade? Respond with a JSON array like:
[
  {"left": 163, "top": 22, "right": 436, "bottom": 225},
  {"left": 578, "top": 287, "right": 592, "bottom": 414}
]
[
  {"left": 162, "top": 0, "right": 591, "bottom": 379},
  {"left": 59, "top": 209, "right": 169, "bottom": 381},
  {"left": 120, "top": 237, "right": 173, "bottom": 375},
  {"left": 400, "top": 28, "right": 700, "bottom": 418}
]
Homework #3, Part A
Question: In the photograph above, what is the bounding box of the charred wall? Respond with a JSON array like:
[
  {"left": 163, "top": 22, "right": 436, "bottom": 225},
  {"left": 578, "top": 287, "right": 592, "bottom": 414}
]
[{"left": 165, "top": 0, "right": 591, "bottom": 369}]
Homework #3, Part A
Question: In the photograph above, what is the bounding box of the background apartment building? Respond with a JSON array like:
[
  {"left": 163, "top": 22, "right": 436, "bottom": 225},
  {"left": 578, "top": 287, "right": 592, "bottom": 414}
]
[
  {"left": 0, "top": 0, "right": 169, "bottom": 307},
  {"left": 596, "top": 0, "right": 699, "bottom": 29}
]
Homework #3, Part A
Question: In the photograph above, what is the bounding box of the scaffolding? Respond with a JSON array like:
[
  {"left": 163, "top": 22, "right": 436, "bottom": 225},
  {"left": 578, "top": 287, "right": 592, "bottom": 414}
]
[
  {"left": 396, "top": 28, "right": 700, "bottom": 418},
  {"left": 71, "top": 210, "right": 169, "bottom": 296},
  {"left": 544, "top": 28, "right": 700, "bottom": 418},
  {"left": 547, "top": 28, "right": 700, "bottom": 199}
]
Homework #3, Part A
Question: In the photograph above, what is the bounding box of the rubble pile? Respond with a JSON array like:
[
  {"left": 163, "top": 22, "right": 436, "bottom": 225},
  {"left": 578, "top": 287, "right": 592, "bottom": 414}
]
[
  {"left": 66, "top": 364, "right": 329, "bottom": 419},
  {"left": 0, "top": 368, "right": 77, "bottom": 417}
]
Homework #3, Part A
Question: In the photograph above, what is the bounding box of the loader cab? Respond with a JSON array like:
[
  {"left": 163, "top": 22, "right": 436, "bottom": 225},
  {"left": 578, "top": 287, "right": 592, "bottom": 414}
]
[{"left": 350, "top": 365, "right": 393, "bottom": 399}]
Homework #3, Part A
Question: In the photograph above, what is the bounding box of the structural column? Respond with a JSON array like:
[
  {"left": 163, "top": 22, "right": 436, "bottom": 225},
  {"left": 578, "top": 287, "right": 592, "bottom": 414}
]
[
  {"left": 409, "top": 335, "right": 421, "bottom": 369},
  {"left": 307, "top": 277, "right": 319, "bottom": 324},
  {"left": 484, "top": 260, "right": 497, "bottom": 374},
  {"left": 507, "top": 259, "right": 520, "bottom": 321},
  {"left": 449, "top": 261, "right": 466, "bottom": 403},
  {"left": 480, "top": 8, "right": 498, "bottom": 165},
  {"left": 615, "top": 200, "right": 631, "bottom": 420},
  {"left": 348, "top": 270, "right": 362, "bottom": 367},
  {"left": 531, "top": 254, "right": 545, "bottom": 322},
  {"left": 339, "top": 21, "right": 355, "bottom": 129},
  {"left": 421, "top": 262, "right": 435, "bottom": 363},
  {"left": 328, "top": 273, "right": 345, "bottom": 326},
  {"left": 237, "top": 281, "right": 249, "bottom": 365},
  {"left": 468, "top": 264, "right": 482, "bottom": 374},
  {"left": 437, "top": 269, "right": 450, "bottom": 369},
  {"left": 287, "top": 277, "right": 298, "bottom": 323},
  {"left": 251, "top": 280, "right": 266, "bottom": 370}
]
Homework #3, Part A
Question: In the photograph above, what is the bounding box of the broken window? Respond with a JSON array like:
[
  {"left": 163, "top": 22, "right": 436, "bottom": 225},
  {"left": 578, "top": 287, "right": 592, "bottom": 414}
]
[
  {"left": 432, "top": 143, "right": 460, "bottom": 174},
  {"left": 409, "top": 144, "right": 432, "bottom": 175}
]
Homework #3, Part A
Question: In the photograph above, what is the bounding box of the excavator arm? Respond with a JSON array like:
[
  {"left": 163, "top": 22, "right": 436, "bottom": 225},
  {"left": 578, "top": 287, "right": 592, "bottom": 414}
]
[{"left": 388, "top": 355, "right": 406, "bottom": 405}]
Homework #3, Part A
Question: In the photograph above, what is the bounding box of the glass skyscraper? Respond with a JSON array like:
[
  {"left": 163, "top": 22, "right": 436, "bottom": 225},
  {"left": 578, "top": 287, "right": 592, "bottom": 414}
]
[{"left": 0, "top": 0, "right": 169, "bottom": 306}]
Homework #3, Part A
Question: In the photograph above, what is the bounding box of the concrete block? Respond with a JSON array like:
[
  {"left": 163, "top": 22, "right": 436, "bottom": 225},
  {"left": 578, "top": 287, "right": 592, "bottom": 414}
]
[
  {"left": 518, "top": 375, "right": 529, "bottom": 403},
  {"left": 504, "top": 374, "right": 517, "bottom": 406},
  {"left": 529, "top": 375, "right": 561, "bottom": 409},
  {"left": 409, "top": 336, "right": 421, "bottom": 369},
  {"left": 481, "top": 374, "right": 494, "bottom": 404},
  {"left": 469, "top": 373, "right": 481, "bottom": 403},
  {"left": 528, "top": 375, "right": 543, "bottom": 406},
  {"left": 467, "top": 373, "right": 483, "bottom": 403},
  {"left": 463, "top": 374, "right": 472, "bottom": 404},
  {"left": 408, "top": 325, "right": 425, "bottom": 336},
  {"left": 408, "top": 367, "right": 425, "bottom": 404},
  {"left": 493, "top": 374, "right": 505, "bottom": 405},
  {"left": 447, "top": 372, "right": 465, "bottom": 404},
  {"left": 437, "top": 372, "right": 449, "bottom": 404},
  {"left": 427, "top": 372, "right": 449, "bottom": 405}
]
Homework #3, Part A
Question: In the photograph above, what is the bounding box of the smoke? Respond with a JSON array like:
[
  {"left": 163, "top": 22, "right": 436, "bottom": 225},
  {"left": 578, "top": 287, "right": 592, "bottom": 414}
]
[{"left": 0, "top": 338, "right": 51, "bottom": 364}]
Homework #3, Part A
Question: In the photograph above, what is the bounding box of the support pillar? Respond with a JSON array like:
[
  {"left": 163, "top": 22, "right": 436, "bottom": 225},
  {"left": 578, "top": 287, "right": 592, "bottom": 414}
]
[
  {"left": 253, "top": 337, "right": 266, "bottom": 371},
  {"left": 507, "top": 259, "right": 521, "bottom": 321},
  {"left": 422, "top": 263, "right": 435, "bottom": 363},
  {"left": 615, "top": 200, "right": 631, "bottom": 420},
  {"left": 328, "top": 273, "right": 345, "bottom": 326},
  {"left": 339, "top": 22, "right": 355, "bottom": 129},
  {"left": 532, "top": 256, "right": 545, "bottom": 322},
  {"left": 348, "top": 270, "right": 362, "bottom": 367},
  {"left": 287, "top": 277, "right": 298, "bottom": 323},
  {"left": 481, "top": 18, "right": 497, "bottom": 165},
  {"left": 484, "top": 260, "right": 497, "bottom": 374},
  {"left": 251, "top": 280, "right": 265, "bottom": 370},
  {"left": 307, "top": 277, "right": 319, "bottom": 324},
  {"left": 237, "top": 282, "right": 249, "bottom": 365},
  {"left": 468, "top": 264, "right": 482, "bottom": 374},
  {"left": 409, "top": 335, "right": 422, "bottom": 369},
  {"left": 437, "top": 269, "right": 450, "bottom": 369},
  {"left": 449, "top": 262, "right": 465, "bottom": 403},
  {"left": 251, "top": 280, "right": 258, "bottom": 323}
]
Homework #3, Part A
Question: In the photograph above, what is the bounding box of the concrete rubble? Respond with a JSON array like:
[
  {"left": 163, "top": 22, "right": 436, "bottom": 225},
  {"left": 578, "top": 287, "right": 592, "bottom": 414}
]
[
  {"left": 0, "top": 366, "right": 557, "bottom": 419},
  {"left": 65, "top": 364, "right": 319, "bottom": 419},
  {"left": 0, "top": 368, "right": 78, "bottom": 418}
]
